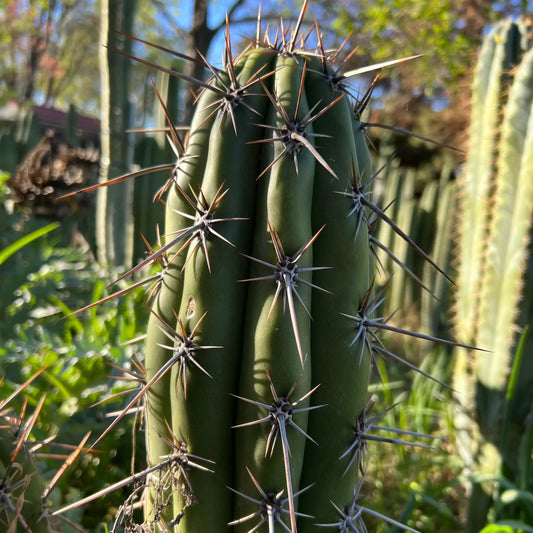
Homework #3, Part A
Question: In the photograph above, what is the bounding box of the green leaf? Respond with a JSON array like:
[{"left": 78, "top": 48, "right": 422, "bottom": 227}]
[
  {"left": 0, "top": 222, "right": 59, "bottom": 267},
  {"left": 480, "top": 521, "right": 533, "bottom": 533},
  {"left": 479, "top": 525, "right": 513, "bottom": 533}
]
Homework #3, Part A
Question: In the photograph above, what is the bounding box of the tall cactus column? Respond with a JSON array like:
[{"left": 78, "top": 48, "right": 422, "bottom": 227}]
[
  {"left": 233, "top": 55, "right": 317, "bottom": 532},
  {"left": 134, "top": 4, "right": 466, "bottom": 531},
  {"left": 453, "top": 18, "right": 527, "bottom": 471},
  {"left": 141, "top": 41, "right": 376, "bottom": 530},
  {"left": 296, "top": 61, "right": 372, "bottom": 528},
  {"left": 97, "top": 0, "right": 137, "bottom": 267},
  {"left": 453, "top": 19, "right": 533, "bottom": 532},
  {"left": 454, "top": 19, "right": 525, "bottom": 349}
]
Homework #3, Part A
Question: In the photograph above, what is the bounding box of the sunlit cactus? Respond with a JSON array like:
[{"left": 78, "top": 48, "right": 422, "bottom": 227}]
[
  {"left": 51, "top": 2, "right": 480, "bottom": 531},
  {"left": 453, "top": 20, "right": 533, "bottom": 531}
]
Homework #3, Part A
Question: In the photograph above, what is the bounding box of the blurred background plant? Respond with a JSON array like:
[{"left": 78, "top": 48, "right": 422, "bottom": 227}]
[
  {"left": 0, "top": 167, "right": 149, "bottom": 530},
  {"left": 1, "top": 0, "right": 533, "bottom": 531}
]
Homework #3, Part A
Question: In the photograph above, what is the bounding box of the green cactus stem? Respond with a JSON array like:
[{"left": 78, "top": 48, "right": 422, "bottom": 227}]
[
  {"left": 57, "top": 3, "right": 483, "bottom": 531},
  {"left": 96, "top": 0, "right": 137, "bottom": 267},
  {"left": 453, "top": 21, "right": 533, "bottom": 533},
  {"left": 133, "top": 12, "right": 479, "bottom": 530},
  {"left": 454, "top": 19, "right": 526, "bottom": 348}
]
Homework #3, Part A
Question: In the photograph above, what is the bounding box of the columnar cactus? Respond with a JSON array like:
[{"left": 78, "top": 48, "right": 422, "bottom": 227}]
[
  {"left": 96, "top": 0, "right": 137, "bottom": 267},
  {"left": 137, "top": 15, "right": 464, "bottom": 531},
  {"left": 58, "top": 3, "right": 478, "bottom": 531},
  {"left": 454, "top": 18, "right": 529, "bottom": 351},
  {"left": 142, "top": 41, "right": 376, "bottom": 531},
  {"left": 453, "top": 18, "right": 533, "bottom": 532}
]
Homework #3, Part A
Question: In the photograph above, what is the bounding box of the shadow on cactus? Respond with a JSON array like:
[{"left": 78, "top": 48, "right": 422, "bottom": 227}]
[{"left": 50, "top": 1, "right": 481, "bottom": 531}]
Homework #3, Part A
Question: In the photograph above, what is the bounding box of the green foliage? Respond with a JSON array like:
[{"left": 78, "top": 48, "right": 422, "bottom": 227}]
[
  {"left": 0, "top": 221, "right": 59, "bottom": 267},
  {"left": 342, "top": 0, "right": 471, "bottom": 89},
  {"left": 1, "top": 333, "right": 143, "bottom": 530},
  {"left": 0, "top": 0, "right": 100, "bottom": 112},
  {"left": 480, "top": 524, "right": 533, "bottom": 533},
  {"left": 364, "top": 346, "right": 464, "bottom": 533},
  {"left": 0, "top": 193, "right": 149, "bottom": 530}
]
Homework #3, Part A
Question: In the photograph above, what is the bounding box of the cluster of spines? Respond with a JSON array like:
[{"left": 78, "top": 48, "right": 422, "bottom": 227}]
[
  {"left": 0, "top": 368, "right": 99, "bottom": 533},
  {"left": 51, "top": 2, "right": 480, "bottom": 532},
  {"left": 0, "top": 376, "right": 50, "bottom": 533}
]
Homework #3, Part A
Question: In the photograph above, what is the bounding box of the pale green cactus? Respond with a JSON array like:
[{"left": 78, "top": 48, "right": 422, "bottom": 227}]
[{"left": 453, "top": 19, "right": 533, "bottom": 532}]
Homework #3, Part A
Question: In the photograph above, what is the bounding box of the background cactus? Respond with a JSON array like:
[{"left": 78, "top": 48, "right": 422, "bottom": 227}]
[
  {"left": 96, "top": 0, "right": 137, "bottom": 267},
  {"left": 453, "top": 18, "right": 530, "bottom": 353},
  {"left": 453, "top": 18, "right": 533, "bottom": 532},
  {"left": 131, "top": 65, "right": 183, "bottom": 263},
  {"left": 369, "top": 137, "right": 457, "bottom": 340}
]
